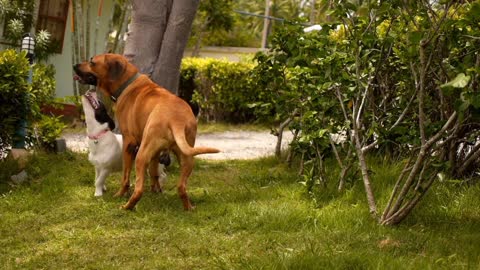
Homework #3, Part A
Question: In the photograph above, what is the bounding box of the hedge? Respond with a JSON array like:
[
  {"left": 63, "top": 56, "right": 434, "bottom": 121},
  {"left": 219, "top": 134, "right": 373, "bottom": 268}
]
[{"left": 179, "top": 57, "right": 259, "bottom": 123}]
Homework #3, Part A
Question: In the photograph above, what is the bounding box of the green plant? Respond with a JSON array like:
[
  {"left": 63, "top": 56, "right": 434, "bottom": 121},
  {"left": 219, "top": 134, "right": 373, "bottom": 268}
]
[
  {"left": 251, "top": 1, "right": 480, "bottom": 225},
  {"left": 33, "top": 114, "right": 66, "bottom": 151},
  {"left": 1, "top": 152, "right": 480, "bottom": 268},
  {"left": 180, "top": 57, "right": 257, "bottom": 122},
  {"left": 0, "top": 49, "right": 29, "bottom": 152},
  {"left": 0, "top": 49, "right": 60, "bottom": 153},
  {"left": 31, "top": 63, "right": 56, "bottom": 117},
  {"left": 1, "top": 0, "right": 34, "bottom": 44},
  {"left": 0, "top": 0, "right": 55, "bottom": 62}
]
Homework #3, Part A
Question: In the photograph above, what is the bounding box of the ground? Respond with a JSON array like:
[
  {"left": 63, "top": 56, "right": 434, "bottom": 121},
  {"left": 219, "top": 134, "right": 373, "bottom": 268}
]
[{"left": 63, "top": 130, "right": 294, "bottom": 160}]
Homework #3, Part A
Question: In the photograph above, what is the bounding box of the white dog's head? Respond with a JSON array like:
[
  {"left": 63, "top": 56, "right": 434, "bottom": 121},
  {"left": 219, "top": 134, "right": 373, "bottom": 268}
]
[{"left": 81, "top": 90, "right": 115, "bottom": 132}]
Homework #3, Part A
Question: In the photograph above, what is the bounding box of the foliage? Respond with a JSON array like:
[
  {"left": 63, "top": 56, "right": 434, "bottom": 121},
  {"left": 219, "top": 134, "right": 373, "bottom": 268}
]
[
  {"left": 198, "top": 0, "right": 234, "bottom": 32},
  {"left": 251, "top": 1, "right": 480, "bottom": 224},
  {"left": 31, "top": 63, "right": 57, "bottom": 118},
  {"left": 0, "top": 49, "right": 60, "bottom": 153},
  {"left": 0, "top": 0, "right": 56, "bottom": 62},
  {"left": 33, "top": 30, "right": 56, "bottom": 62},
  {"left": 180, "top": 57, "right": 257, "bottom": 122},
  {"left": 1, "top": 0, "right": 34, "bottom": 44},
  {"left": 32, "top": 114, "right": 67, "bottom": 151},
  {"left": 189, "top": 0, "right": 322, "bottom": 48},
  {"left": 189, "top": 0, "right": 235, "bottom": 55},
  {"left": 0, "top": 49, "right": 29, "bottom": 151},
  {"left": 0, "top": 152, "right": 479, "bottom": 268}
]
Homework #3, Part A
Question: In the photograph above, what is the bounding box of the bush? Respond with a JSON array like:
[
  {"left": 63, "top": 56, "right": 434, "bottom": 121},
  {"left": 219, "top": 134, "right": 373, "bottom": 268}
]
[
  {"left": 33, "top": 114, "right": 66, "bottom": 151},
  {"left": 0, "top": 49, "right": 59, "bottom": 153},
  {"left": 180, "top": 57, "right": 258, "bottom": 123},
  {"left": 0, "top": 49, "right": 30, "bottom": 151}
]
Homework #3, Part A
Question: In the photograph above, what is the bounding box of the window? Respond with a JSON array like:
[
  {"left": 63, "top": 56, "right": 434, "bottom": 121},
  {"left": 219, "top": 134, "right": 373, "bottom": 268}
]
[{"left": 36, "top": 0, "right": 69, "bottom": 53}]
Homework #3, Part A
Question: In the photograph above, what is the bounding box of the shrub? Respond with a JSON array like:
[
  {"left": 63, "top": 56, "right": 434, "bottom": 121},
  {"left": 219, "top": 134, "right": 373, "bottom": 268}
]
[
  {"left": 180, "top": 57, "right": 258, "bottom": 123},
  {"left": 0, "top": 49, "right": 30, "bottom": 151},
  {"left": 0, "top": 49, "right": 59, "bottom": 153},
  {"left": 31, "top": 63, "right": 56, "bottom": 119},
  {"left": 33, "top": 114, "right": 66, "bottom": 151}
]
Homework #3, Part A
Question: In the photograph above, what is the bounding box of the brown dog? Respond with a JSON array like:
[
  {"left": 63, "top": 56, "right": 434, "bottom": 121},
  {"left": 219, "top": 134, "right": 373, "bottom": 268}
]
[{"left": 73, "top": 53, "right": 219, "bottom": 210}]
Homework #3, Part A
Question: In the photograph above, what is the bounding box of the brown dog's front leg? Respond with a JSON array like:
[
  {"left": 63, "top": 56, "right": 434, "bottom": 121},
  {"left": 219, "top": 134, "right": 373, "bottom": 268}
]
[{"left": 114, "top": 140, "right": 135, "bottom": 198}]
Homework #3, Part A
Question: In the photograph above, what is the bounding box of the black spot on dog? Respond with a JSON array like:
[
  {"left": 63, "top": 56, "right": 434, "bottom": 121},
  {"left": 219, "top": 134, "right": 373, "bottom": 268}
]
[
  {"left": 94, "top": 101, "right": 115, "bottom": 131},
  {"left": 158, "top": 153, "right": 171, "bottom": 166}
]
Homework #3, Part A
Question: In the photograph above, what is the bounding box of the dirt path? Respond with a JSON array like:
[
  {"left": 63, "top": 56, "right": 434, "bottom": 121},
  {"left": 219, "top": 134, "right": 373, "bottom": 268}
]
[{"left": 63, "top": 131, "right": 293, "bottom": 160}]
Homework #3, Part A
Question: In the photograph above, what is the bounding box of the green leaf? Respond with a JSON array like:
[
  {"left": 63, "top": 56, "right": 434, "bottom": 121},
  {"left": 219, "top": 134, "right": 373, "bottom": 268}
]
[{"left": 440, "top": 73, "right": 471, "bottom": 89}]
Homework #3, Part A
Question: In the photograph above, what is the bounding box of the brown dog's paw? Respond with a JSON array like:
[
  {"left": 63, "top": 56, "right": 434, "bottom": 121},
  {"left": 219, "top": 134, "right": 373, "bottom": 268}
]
[
  {"left": 113, "top": 191, "right": 124, "bottom": 198},
  {"left": 183, "top": 204, "right": 195, "bottom": 211},
  {"left": 121, "top": 203, "right": 135, "bottom": 210},
  {"left": 113, "top": 187, "right": 130, "bottom": 197}
]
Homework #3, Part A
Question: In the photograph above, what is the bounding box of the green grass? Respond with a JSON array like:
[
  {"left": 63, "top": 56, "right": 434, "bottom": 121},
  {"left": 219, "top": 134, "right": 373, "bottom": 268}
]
[
  {"left": 1, "top": 152, "right": 479, "bottom": 269},
  {"left": 197, "top": 122, "right": 270, "bottom": 133}
]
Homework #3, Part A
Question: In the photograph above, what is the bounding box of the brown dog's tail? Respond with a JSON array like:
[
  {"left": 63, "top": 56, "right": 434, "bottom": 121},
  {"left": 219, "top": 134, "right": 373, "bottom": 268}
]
[{"left": 172, "top": 126, "right": 220, "bottom": 156}]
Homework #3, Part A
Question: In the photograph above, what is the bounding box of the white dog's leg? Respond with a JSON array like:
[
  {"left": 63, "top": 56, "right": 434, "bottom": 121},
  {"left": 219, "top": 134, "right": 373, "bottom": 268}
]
[
  {"left": 95, "top": 169, "right": 110, "bottom": 196},
  {"left": 157, "top": 164, "right": 167, "bottom": 188}
]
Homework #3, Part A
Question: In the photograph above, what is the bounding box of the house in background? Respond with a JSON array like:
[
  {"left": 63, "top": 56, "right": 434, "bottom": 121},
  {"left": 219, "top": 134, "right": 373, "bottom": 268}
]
[{"left": 0, "top": 0, "right": 115, "bottom": 97}]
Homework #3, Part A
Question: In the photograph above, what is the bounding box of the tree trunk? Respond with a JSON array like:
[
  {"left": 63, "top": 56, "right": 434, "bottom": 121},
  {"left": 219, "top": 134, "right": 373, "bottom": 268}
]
[
  {"left": 123, "top": 0, "right": 199, "bottom": 95},
  {"left": 275, "top": 108, "right": 297, "bottom": 158}
]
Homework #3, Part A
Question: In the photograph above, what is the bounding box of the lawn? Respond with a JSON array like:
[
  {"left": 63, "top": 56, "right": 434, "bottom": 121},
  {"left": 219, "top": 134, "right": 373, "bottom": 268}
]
[{"left": 0, "top": 152, "right": 479, "bottom": 269}]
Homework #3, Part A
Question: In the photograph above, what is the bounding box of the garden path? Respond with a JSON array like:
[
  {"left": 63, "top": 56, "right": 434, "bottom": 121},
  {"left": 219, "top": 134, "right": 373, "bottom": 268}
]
[{"left": 63, "top": 130, "right": 293, "bottom": 160}]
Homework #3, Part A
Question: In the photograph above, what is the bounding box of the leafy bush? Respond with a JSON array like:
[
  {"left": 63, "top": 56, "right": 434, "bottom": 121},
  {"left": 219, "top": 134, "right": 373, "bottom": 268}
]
[
  {"left": 31, "top": 63, "right": 56, "bottom": 118},
  {"left": 180, "top": 57, "right": 258, "bottom": 123},
  {"left": 250, "top": 1, "right": 480, "bottom": 225},
  {"left": 0, "top": 49, "right": 30, "bottom": 151},
  {"left": 33, "top": 114, "right": 66, "bottom": 151},
  {"left": 0, "top": 49, "right": 59, "bottom": 153}
]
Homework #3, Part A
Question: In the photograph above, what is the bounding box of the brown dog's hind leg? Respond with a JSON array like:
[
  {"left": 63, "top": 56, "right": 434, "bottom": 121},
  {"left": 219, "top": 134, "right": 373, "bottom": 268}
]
[
  {"left": 114, "top": 139, "right": 135, "bottom": 197},
  {"left": 175, "top": 151, "right": 194, "bottom": 211},
  {"left": 122, "top": 136, "right": 167, "bottom": 210}
]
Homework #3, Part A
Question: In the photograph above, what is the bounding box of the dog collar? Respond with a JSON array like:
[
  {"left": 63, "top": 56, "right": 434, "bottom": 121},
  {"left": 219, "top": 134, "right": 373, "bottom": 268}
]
[
  {"left": 88, "top": 129, "right": 110, "bottom": 143},
  {"left": 110, "top": 73, "right": 140, "bottom": 102}
]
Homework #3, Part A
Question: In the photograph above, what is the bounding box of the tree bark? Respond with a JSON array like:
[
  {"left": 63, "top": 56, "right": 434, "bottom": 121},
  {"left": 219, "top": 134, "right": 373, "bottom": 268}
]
[
  {"left": 275, "top": 108, "right": 297, "bottom": 158},
  {"left": 123, "top": 0, "right": 199, "bottom": 95}
]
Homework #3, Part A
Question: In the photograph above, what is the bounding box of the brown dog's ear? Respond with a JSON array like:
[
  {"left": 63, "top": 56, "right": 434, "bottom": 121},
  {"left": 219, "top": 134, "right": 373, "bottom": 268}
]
[{"left": 107, "top": 56, "right": 126, "bottom": 81}]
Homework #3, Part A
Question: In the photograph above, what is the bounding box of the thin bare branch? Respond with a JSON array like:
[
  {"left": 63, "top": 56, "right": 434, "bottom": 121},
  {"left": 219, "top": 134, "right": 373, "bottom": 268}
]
[
  {"left": 382, "top": 170, "right": 437, "bottom": 225},
  {"left": 335, "top": 87, "right": 349, "bottom": 122},
  {"left": 329, "top": 134, "right": 343, "bottom": 167},
  {"left": 386, "top": 112, "right": 457, "bottom": 217},
  {"left": 381, "top": 156, "right": 414, "bottom": 222}
]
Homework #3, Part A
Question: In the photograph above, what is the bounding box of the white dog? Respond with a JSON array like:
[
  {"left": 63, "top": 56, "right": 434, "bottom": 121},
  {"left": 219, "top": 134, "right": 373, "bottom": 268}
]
[{"left": 81, "top": 90, "right": 167, "bottom": 196}]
